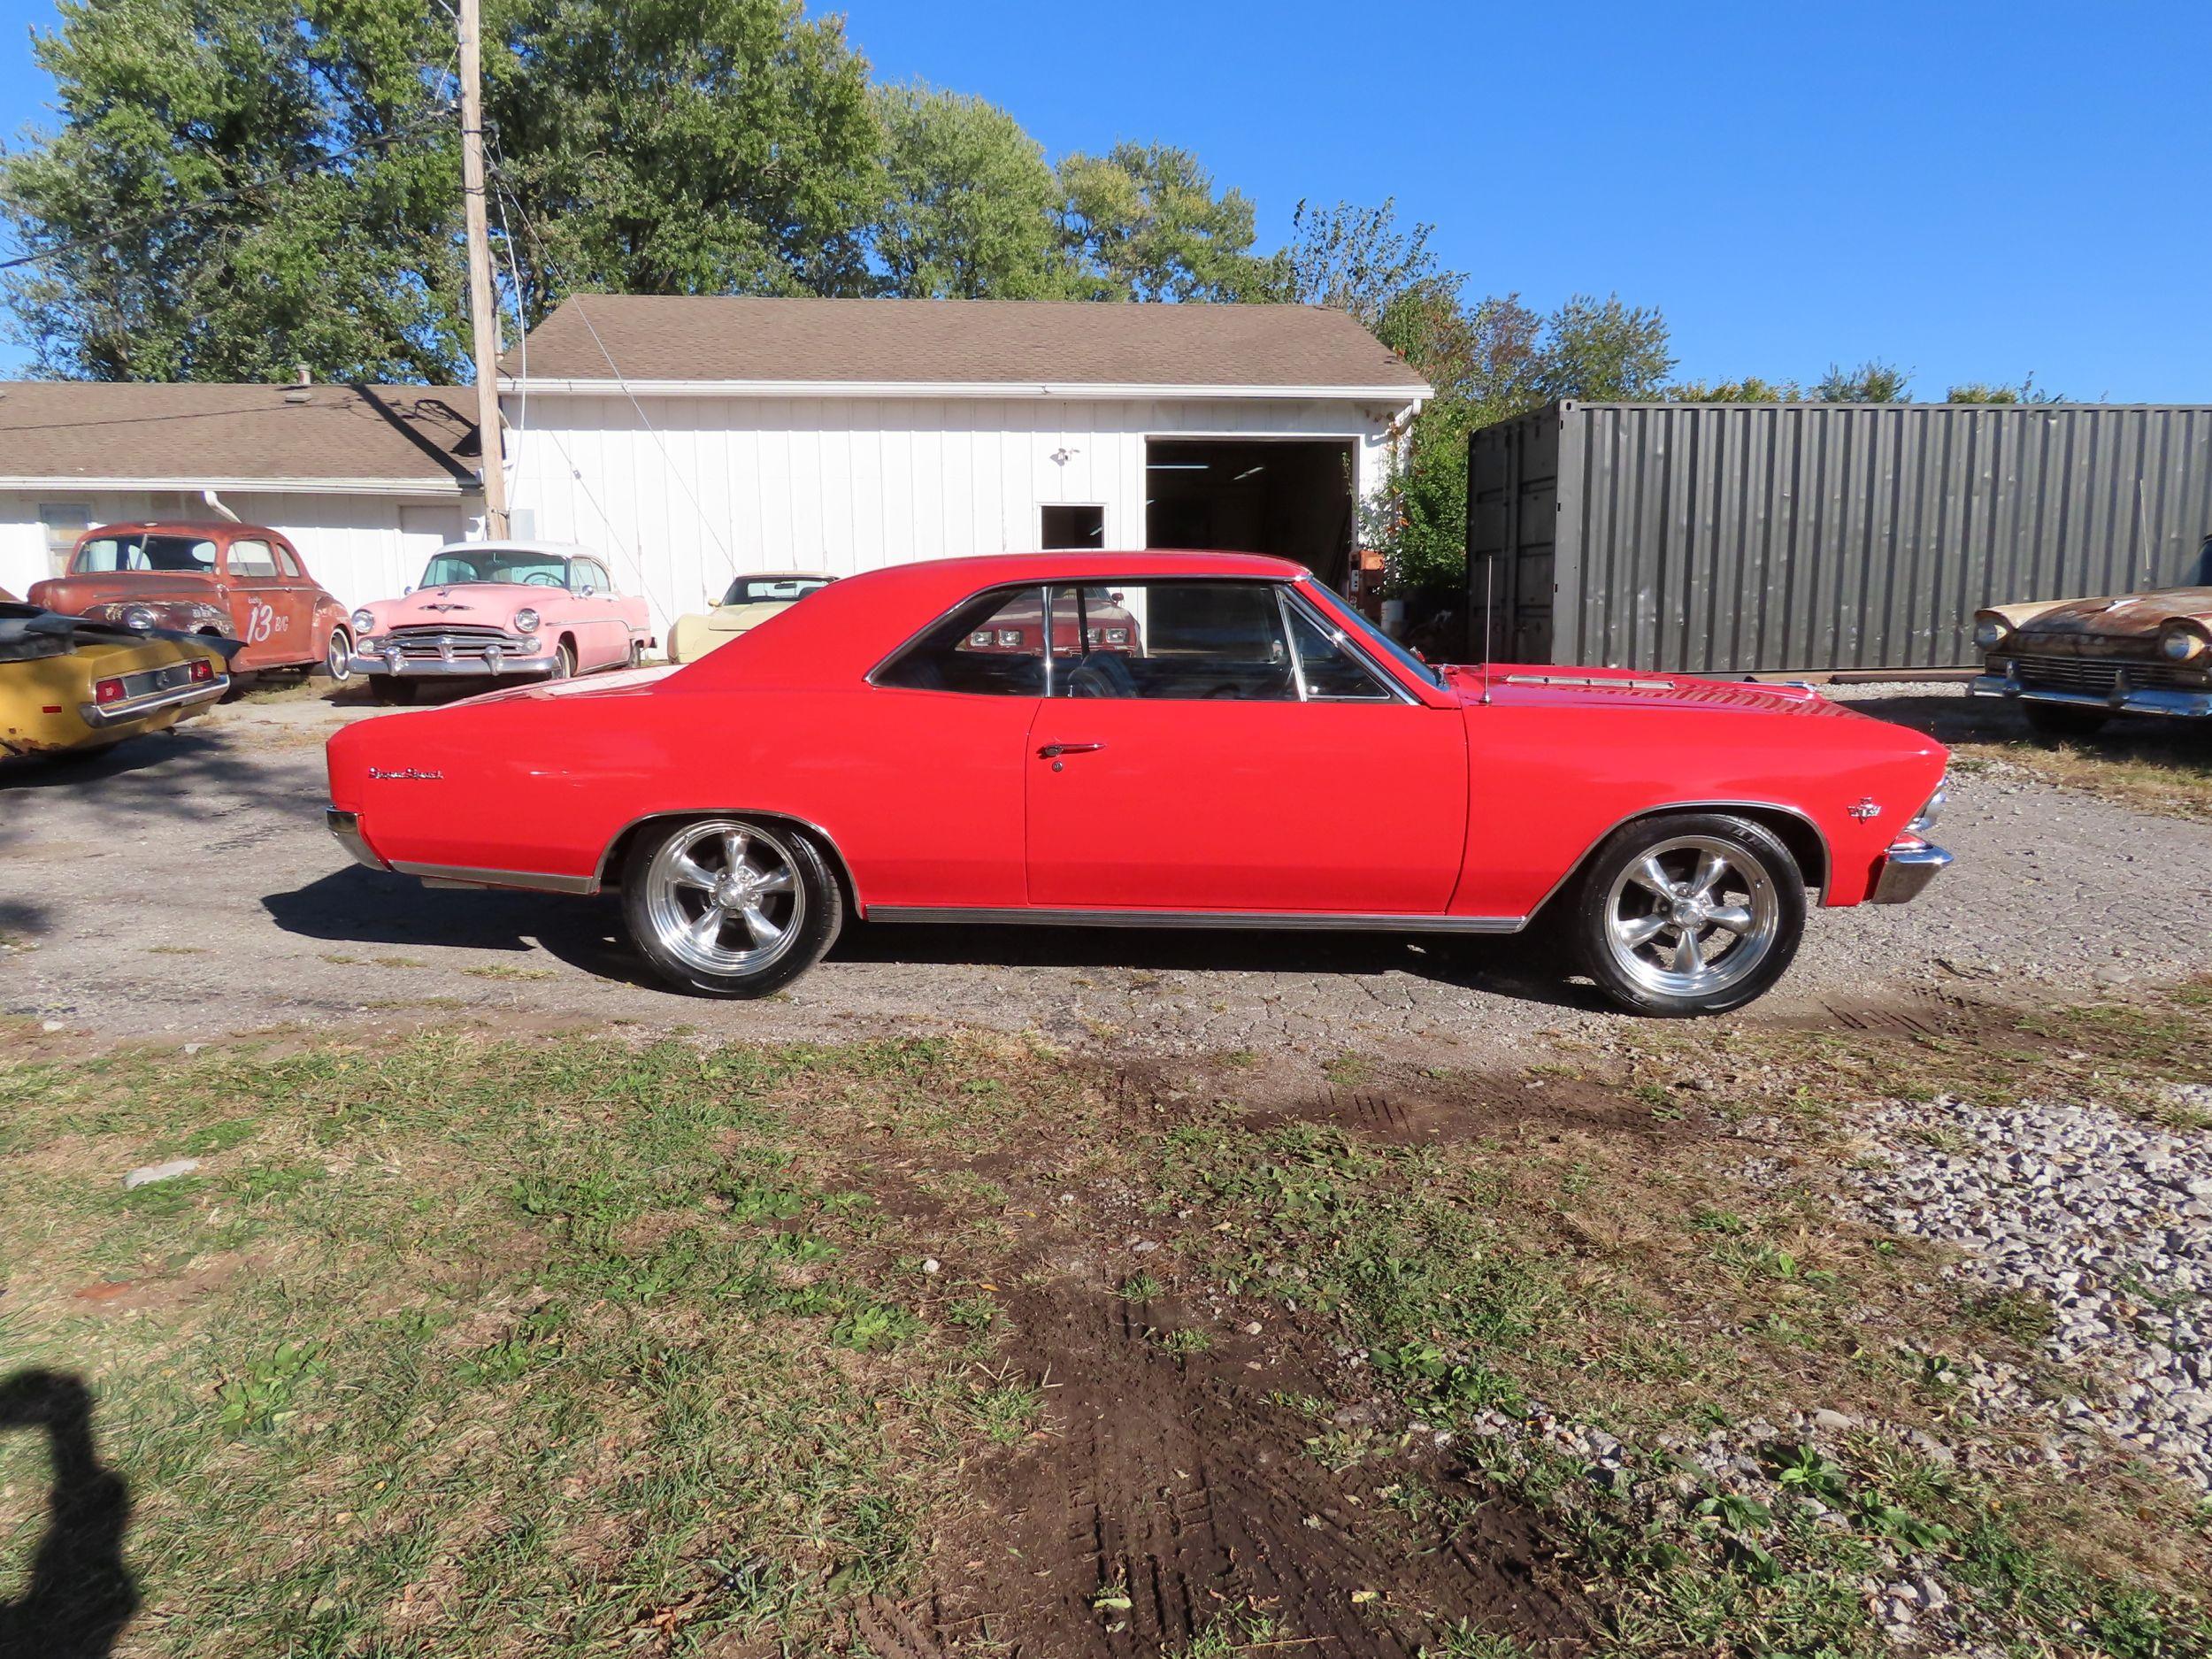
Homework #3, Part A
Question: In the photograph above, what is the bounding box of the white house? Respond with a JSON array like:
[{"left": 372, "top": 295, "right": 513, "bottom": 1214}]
[
  {"left": 502, "top": 296, "right": 1430, "bottom": 631},
  {"left": 0, "top": 300, "right": 1429, "bottom": 628},
  {"left": 0, "top": 381, "right": 481, "bottom": 605}
]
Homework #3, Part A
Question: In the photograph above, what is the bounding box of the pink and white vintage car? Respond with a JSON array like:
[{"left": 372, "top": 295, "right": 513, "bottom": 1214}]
[{"left": 348, "top": 541, "right": 654, "bottom": 703}]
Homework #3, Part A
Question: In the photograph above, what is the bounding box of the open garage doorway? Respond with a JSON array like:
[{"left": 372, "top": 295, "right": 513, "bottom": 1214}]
[{"left": 1144, "top": 437, "right": 1356, "bottom": 588}]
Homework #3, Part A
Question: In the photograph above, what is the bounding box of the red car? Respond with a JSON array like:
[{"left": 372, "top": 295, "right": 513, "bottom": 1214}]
[
  {"left": 325, "top": 552, "right": 1951, "bottom": 1016},
  {"left": 30, "top": 521, "right": 355, "bottom": 679}
]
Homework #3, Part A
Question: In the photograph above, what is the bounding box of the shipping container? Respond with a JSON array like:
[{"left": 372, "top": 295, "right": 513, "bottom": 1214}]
[{"left": 1465, "top": 401, "right": 2212, "bottom": 675}]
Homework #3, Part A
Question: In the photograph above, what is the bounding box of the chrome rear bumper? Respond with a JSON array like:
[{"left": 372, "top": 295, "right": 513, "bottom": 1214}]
[
  {"left": 326, "top": 809, "right": 389, "bottom": 872},
  {"left": 1870, "top": 840, "right": 1952, "bottom": 904},
  {"left": 1970, "top": 671, "right": 2212, "bottom": 719},
  {"left": 79, "top": 676, "right": 228, "bottom": 726}
]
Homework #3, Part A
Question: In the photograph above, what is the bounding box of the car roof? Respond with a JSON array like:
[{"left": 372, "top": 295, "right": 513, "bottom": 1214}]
[
  {"left": 428, "top": 540, "right": 602, "bottom": 559},
  {"left": 682, "top": 549, "right": 1315, "bottom": 690},
  {"left": 78, "top": 521, "right": 273, "bottom": 538}
]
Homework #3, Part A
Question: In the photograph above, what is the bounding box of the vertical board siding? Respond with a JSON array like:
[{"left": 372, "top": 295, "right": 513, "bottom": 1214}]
[
  {"left": 1469, "top": 402, "right": 2212, "bottom": 675},
  {"left": 505, "top": 393, "right": 1407, "bottom": 633}
]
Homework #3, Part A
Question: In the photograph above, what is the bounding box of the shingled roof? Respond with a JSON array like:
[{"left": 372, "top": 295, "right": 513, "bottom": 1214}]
[
  {"left": 506, "top": 296, "right": 1430, "bottom": 396},
  {"left": 0, "top": 382, "right": 480, "bottom": 489}
]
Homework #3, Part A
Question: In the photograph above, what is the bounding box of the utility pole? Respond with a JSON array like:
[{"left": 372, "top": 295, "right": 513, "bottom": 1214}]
[{"left": 458, "top": 0, "right": 510, "bottom": 538}]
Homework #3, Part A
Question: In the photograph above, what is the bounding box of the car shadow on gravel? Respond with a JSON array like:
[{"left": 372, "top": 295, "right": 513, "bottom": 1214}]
[{"left": 262, "top": 871, "right": 1609, "bottom": 1010}]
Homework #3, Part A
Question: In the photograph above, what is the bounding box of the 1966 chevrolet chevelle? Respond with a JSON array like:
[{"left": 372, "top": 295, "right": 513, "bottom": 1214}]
[{"left": 326, "top": 552, "right": 1951, "bottom": 1016}]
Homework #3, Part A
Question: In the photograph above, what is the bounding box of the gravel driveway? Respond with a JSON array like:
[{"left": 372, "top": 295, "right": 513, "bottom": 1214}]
[{"left": 5, "top": 683, "right": 2209, "bottom": 1059}]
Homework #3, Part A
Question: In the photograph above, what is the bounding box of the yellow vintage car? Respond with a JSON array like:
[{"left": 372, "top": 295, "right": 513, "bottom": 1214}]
[
  {"left": 667, "top": 572, "right": 836, "bottom": 664},
  {"left": 1, "top": 601, "right": 235, "bottom": 760}
]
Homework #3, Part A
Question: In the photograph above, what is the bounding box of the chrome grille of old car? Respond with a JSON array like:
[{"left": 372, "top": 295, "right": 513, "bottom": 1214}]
[
  {"left": 384, "top": 624, "right": 520, "bottom": 659},
  {"left": 2012, "top": 654, "right": 2202, "bottom": 693}
]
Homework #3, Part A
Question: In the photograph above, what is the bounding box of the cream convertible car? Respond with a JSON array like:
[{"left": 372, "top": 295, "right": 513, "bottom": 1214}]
[{"left": 666, "top": 572, "right": 836, "bottom": 664}]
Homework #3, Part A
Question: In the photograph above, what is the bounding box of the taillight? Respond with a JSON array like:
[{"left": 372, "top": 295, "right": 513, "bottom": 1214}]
[
  {"left": 94, "top": 678, "right": 125, "bottom": 704},
  {"left": 188, "top": 658, "right": 214, "bottom": 683},
  {"left": 996, "top": 628, "right": 1024, "bottom": 647}
]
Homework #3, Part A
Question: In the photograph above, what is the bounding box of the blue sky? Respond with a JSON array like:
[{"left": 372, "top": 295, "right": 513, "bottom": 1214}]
[{"left": 3, "top": 0, "right": 2207, "bottom": 397}]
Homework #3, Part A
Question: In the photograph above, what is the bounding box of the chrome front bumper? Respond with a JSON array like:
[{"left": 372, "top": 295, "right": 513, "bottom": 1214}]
[
  {"left": 1870, "top": 840, "right": 1952, "bottom": 904},
  {"left": 79, "top": 676, "right": 229, "bottom": 726},
  {"left": 1970, "top": 670, "right": 2212, "bottom": 719},
  {"left": 326, "top": 809, "right": 389, "bottom": 872},
  {"left": 349, "top": 652, "right": 559, "bottom": 679}
]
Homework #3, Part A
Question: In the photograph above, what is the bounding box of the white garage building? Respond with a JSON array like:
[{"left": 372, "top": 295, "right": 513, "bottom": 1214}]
[{"left": 0, "top": 299, "right": 1428, "bottom": 628}]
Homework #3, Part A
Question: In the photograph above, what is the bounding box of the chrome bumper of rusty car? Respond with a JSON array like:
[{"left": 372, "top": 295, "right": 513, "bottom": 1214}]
[
  {"left": 1970, "top": 669, "right": 2212, "bottom": 718},
  {"left": 77, "top": 675, "right": 228, "bottom": 726},
  {"left": 1870, "top": 838, "right": 1952, "bottom": 904},
  {"left": 326, "top": 809, "right": 390, "bottom": 872}
]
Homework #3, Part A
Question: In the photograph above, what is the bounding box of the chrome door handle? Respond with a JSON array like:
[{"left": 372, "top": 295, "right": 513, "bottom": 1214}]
[{"left": 1038, "top": 741, "right": 1106, "bottom": 757}]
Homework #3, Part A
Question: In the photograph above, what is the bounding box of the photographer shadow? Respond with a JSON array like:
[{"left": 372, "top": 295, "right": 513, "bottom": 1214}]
[{"left": 0, "top": 1371, "right": 135, "bottom": 1659}]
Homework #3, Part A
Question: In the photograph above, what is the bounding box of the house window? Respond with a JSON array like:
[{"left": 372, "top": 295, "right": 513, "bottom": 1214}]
[{"left": 1041, "top": 503, "right": 1104, "bottom": 549}]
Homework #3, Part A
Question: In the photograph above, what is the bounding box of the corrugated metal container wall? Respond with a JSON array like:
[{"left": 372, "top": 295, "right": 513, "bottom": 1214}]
[{"left": 1466, "top": 402, "right": 2212, "bottom": 674}]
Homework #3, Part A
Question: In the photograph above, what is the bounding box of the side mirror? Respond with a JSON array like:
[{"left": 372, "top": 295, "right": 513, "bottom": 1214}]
[
  {"left": 578, "top": 583, "right": 595, "bottom": 598},
  {"left": 402, "top": 585, "right": 413, "bottom": 596}
]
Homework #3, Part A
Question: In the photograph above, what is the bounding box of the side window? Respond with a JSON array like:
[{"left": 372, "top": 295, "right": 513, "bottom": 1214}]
[
  {"left": 73, "top": 536, "right": 127, "bottom": 572},
  {"left": 273, "top": 543, "right": 303, "bottom": 579},
  {"left": 875, "top": 586, "right": 1048, "bottom": 696},
  {"left": 227, "top": 538, "right": 278, "bottom": 577},
  {"left": 588, "top": 561, "right": 614, "bottom": 593},
  {"left": 1282, "top": 595, "right": 1394, "bottom": 701},
  {"left": 1047, "top": 580, "right": 1294, "bottom": 701}
]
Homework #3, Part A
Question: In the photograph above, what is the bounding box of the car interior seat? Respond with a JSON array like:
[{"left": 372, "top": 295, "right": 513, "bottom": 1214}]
[{"left": 1064, "top": 650, "right": 1139, "bottom": 698}]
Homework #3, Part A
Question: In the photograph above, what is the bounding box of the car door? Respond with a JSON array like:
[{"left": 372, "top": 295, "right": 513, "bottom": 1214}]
[
  {"left": 220, "top": 535, "right": 309, "bottom": 669},
  {"left": 1025, "top": 580, "right": 1468, "bottom": 915},
  {"left": 586, "top": 560, "right": 633, "bottom": 664},
  {"left": 841, "top": 583, "right": 1049, "bottom": 909}
]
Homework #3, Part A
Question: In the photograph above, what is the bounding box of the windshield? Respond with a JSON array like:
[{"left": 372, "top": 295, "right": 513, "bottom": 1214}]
[
  {"left": 419, "top": 550, "right": 571, "bottom": 588},
  {"left": 1304, "top": 583, "right": 1442, "bottom": 686},
  {"left": 722, "top": 575, "right": 831, "bottom": 606},
  {"left": 73, "top": 534, "right": 218, "bottom": 575}
]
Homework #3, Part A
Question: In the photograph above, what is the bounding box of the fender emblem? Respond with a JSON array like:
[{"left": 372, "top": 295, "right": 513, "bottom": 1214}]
[
  {"left": 369, "top": 767, "right": 444, "bottom": 781},
  {"left": 1847, "top": 797, "right": 1881, "bottom": 820}
]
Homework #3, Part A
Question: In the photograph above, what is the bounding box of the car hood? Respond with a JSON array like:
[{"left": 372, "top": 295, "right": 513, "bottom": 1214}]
[
  {"left": 372, "top": 585, "right": 550, "bottom": 626},
  {"left": 2012, "top": 586, "right": 2212, "bottom": 640},
  {"left": 1443, "top": 663, "right": 1852, "bottom": 718}
]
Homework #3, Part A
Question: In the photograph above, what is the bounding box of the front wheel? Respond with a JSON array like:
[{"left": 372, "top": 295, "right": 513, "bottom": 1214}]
[
  {"left": 621, "top": 818, "right": 842, "bottom": 997},
  {"left": 323, "top": 627, "right": 353, "bottom": 681},
  {"left": 1566, "top": 811, "right": 1806, "bottom": 1017}
]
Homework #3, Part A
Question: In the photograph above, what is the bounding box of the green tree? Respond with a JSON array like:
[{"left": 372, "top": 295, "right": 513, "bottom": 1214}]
[
  {"left": 486, "top": 0, "right": 884, "bottom": 319},
  {"left": 1814, "top": 359, "right": 1913, "bottom": 401},
  {"left": 1, "top": 0, "right": 465, "bottom": 380},
  {"left": 1537, "top": 292, "right": 1675, "bottom": 401},
  {"left": 1055, "top": 142, "right": 1275, "bottom": 302},
  {"left": 1666, "top": 375, "right": 1803, "bottom": 402},
  {"left": 1946, "top": 374, "right": 2061, "bottom": 403},
  {"left": 1281, "top": 196, "right": 1458, "bottom": 324},
  {"left": 872, "top": 81, "right": 1065, "bottom": 299}
]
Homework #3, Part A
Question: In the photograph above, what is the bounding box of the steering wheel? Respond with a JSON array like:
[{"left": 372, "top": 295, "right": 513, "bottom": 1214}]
[{"left": 524, "top": 572, "right": 563, "bottom": 587}]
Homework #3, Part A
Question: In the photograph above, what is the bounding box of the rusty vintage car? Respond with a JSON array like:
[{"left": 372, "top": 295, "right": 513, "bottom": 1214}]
[
  {"left": 1970, "top": 585, "right": 2212, "bottom": 736},
  {"left": 29, "top": 521, "right": 356, "bottom": 680}
]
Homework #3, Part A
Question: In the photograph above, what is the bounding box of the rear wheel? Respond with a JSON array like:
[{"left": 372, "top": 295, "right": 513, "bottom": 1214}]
[
  {"left": 621, "top": 818, "right": 841, "bottom": 997},
  {"left": 2024, "top": 701, "right": 2107, "bottom": 741},
  {"left": 1567, "top": 811, "right": 1805, "bottom": 1017}
]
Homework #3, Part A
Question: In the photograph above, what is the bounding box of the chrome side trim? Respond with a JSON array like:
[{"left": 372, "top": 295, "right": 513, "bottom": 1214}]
[
  {"left": 868, "top": 905, "right": 1525, "bottom": 933},
  {"left": 325, "top": 809, "right": 389, "bottom": 872},
  {"left": 1503, "top": 672, "right": 1678, "bottom": 691},
  {"left": 1968, "top": 672, "right": 2212, "bottom": 719},
  {"left": 78, "top": 676, "right": 228, "bottom": 726},
  {"left": 1870, "top": 841, "right": 1952, "bottom": 904},
  {"left": 1517, "top": 798, "right": 1834, "bottom": 919},
  {"left": 388, "top": 860, "right": 599, "bottom": 894}
]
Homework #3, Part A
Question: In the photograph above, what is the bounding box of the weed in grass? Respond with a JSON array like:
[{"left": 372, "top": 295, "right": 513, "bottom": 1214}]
[
  {"left": 964, "top": 1371, "right": 1043, "bottom": 1444},
  {"left": 1163, "top": 1600, "right": 1290, "bottom": 1655},
  {"left": 1421, "top": 1624, "right": 1532, "bottom": 1659},
  {"left": 1156, "top": 1326, "right": 1210, "bottom": 1356},
  {"left": 460, "top": 963, "right": 555, "bottom": 980},
  {"left": 1118, "top": 1270, "right": 1163, "bottom": 1302}
]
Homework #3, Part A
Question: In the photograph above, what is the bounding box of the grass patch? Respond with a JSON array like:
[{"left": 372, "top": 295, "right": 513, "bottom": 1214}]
[{"left": 0, "top": 1030, "right": 1091, "bottom": 1655}]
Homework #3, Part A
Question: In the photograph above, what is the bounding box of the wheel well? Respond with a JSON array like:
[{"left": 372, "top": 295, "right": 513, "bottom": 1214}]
[
  {"left": 1533, "top": 803, "right": 1829, "bottom": 918},
  {"left": 598, "top": 812, "right": 859, "bottom": 913}
]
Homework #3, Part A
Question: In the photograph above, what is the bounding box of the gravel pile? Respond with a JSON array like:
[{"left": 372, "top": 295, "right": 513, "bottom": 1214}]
[{"left": 1852, "top": 1093, "right": 2212, "bottom": 1491}]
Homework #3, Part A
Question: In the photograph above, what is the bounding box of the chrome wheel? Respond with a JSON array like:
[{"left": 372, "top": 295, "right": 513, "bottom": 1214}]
[
  {"left": 326, "top": 628, "right": 352, "bottom": 681},
  {"left": 641, "top": 819, "right": 805, "bottom": 977},
  {"left": 1602, "top": 834, "right": 1780, "bottom": 1000}
]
